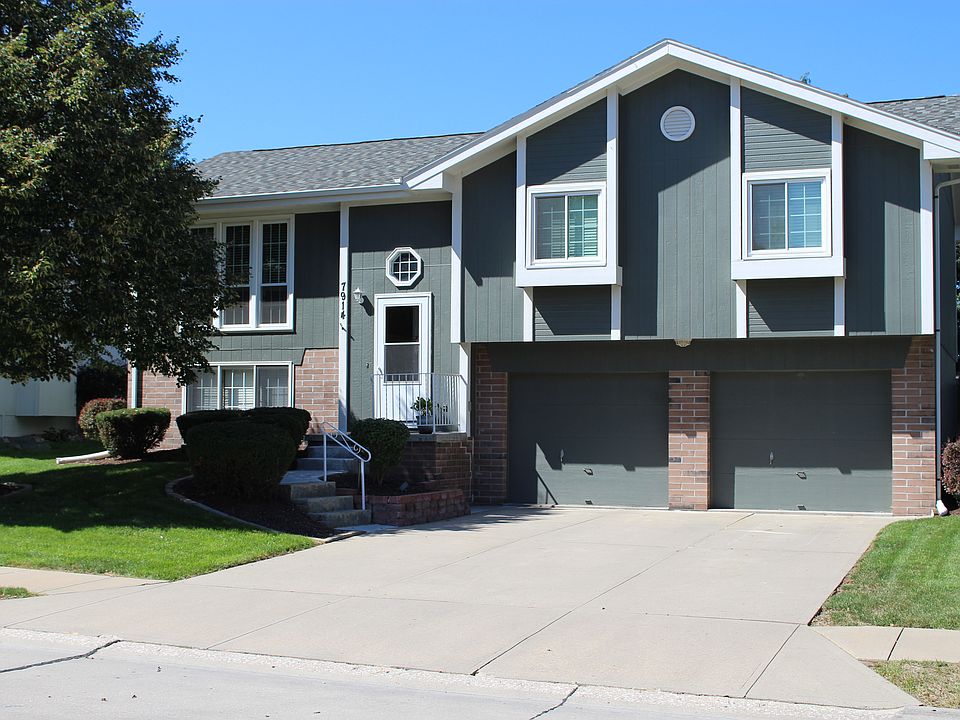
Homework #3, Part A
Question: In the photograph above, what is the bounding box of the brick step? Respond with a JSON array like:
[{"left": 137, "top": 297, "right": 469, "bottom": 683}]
[
  {"left": 293, "top": 494, "right": 355, "bottom": 513},
  {"left": 308, "top": 508, "right": 372, "bottom": 528}
]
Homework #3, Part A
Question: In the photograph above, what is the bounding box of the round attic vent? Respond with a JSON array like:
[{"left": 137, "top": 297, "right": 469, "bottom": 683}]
[{"left": 660, "top": 106, "right": 695, "bottom": 141}]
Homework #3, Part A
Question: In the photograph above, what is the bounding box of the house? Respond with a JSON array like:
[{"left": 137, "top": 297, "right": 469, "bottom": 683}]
[
  {"left": 0, "top": 377, "right": 76, "bottom": 439},
  {"left": 131, "top": 40, "right": 960, "bottom": 516}
]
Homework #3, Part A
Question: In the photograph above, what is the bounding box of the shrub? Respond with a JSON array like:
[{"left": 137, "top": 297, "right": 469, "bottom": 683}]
[
  {"left": 942, "top": 439, "right": 960, "bottom": 499},
  {"left": 245, "top": 407, "right": 311, "bottom": 445},
  {"left": 96, "top": 407, "right": 171, "bottom": 459},
  {"left": 349, "top": 418, "right": 410, "bottom": 488},
  {"left": 176, "top": 409, "right": 244, "bottom": 440},
  {"left": 78, "top": 397, "right": 126, "bottom": 439},
  {"left": 185, "top": 421, "right": 297, "bottom": 499}
]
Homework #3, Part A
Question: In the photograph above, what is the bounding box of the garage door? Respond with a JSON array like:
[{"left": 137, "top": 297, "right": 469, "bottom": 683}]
[
  {"left": 509, "top": 374, "right": 668, "bottom": 507},
  {"left": 711, "top": 371, "right": 892, "bottom": 512}
]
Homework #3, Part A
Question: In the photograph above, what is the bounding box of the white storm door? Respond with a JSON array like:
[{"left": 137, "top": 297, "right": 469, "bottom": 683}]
[{"left": 374, "top": 294, "right": 431, "bottom": 424}]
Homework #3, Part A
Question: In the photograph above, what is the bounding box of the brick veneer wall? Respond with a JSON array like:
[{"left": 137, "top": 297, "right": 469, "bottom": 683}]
[
  {"left": 369, "top": 489, "right": 469, "bottom": 526},
  {"left": 295, "top": 349, "right": 339, "bottom": 435},
  {"left": 892, "top": 336, "right": 936, "bottom": 516},
  {"left": 472, "top": 345, "right": 509, "bottom": 504},
  {"left": 133, "top": 348, "right": 339, "bottom": 448},
  {"left": 387, "top": 434, "right": 472, "bottom": 498},
  {"left": 667, "top": 371, "right": 711, "bottom": 510}
]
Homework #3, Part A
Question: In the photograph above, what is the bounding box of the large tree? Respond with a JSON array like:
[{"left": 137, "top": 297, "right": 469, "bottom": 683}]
[{"left": 0, "top": 0, "right": 225, "bottom": 384}]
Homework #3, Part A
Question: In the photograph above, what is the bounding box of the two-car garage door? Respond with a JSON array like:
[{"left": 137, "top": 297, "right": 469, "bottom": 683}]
[{"left": 507, "top": 370, "right": 892, "bottom": 512}]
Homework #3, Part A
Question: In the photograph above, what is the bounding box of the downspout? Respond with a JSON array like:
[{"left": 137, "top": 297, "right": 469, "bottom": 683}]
[
  {"left": 130, "top": 365, "right": 140, "bottom": 409},
  {"left": 933, "top": 177, "right": 960, "bottom": 506}
]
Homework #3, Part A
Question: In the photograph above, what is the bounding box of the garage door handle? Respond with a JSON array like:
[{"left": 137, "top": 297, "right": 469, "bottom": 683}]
[{"left": 796, "top": 471, "right": 807, "bottom": 480}]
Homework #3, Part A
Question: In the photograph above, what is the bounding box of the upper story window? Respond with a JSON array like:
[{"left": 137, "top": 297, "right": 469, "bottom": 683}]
[
  {"left": 744, "top": 170, "right": 830, "bottom": 259},
  {"left": 526, "top": 183, "right": 606, "bottom": 268},
  {"left": 199, "top": 217, "right": 294, "bottom": 332}
]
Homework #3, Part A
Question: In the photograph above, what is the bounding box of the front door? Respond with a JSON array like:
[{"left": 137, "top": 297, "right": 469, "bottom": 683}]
[{"left": 373, "top": 294, "right": 431, "bottom": 425}]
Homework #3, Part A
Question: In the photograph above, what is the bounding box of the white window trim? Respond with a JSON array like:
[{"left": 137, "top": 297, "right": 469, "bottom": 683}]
[
  {"left": 525, "top": 181, "right": 607, "bottom": 269},
  {"left": 373, "top": 292, "right": 432, "bottom": 380},
  {"left": 385, "top": 246, "right": 424, "bottom": 288},
  {"left": 199, "top": 216, "right": 295, "bottom": 333},
  {"left": 742, "top": 168, "right": 832, "bottom": 260},
  {"left": 181, "top": 361, "right": 294, "bottom": 413}
]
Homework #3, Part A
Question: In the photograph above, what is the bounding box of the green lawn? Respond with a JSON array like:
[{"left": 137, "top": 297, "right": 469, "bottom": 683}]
[
  {"left": 0, "top": 440, "right": 313, "bottom": 581},
  {"left": 873, "top": 661, "right": 960, "bottom": 708},
  {"left": 817, "top": 516, "right": 960, "bottom": 629},
  {"left": 0, "top": 587, "right": 36, "bottom": 599}
]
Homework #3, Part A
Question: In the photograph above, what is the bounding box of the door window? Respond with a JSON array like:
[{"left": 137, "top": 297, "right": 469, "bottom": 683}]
[{"left": 383, "top": 305, "right": 420, "bottom": 378}]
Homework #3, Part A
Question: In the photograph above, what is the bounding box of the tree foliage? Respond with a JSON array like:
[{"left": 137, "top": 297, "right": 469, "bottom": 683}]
[{"left": 0, "top": 0, "right": 225, "bottom": 383}]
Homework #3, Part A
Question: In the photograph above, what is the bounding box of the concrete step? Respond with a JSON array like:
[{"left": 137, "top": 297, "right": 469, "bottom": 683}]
[
  {"left": 297, "top": 457, "right": 356, "bottom": 473},
  {"left": 305, "top": 444, "right": 357, "bottom": 460},
  {"left": 293, "top": 494, "right": 355, "bottom": 513},
  {"left": 280, "top": 472, "right": 338, "bottom": 500},
  {"left": 309, "top": 508, "right": 372, "bottom": 528}
]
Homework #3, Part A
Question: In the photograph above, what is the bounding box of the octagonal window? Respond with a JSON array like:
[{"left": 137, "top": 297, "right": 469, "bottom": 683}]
[{"left": 385, "top": 247, "right": 423, "bottom": 288}]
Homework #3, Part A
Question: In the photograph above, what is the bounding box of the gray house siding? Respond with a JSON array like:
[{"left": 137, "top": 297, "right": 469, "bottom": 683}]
[
  {"left": 526, "top": 100, "right": 606, "bottom": 185},
  {"left": 208, "top": 211, "right": 339, "bottom": 364},
  {"left": 533, "top": 286, "right": 611, "bottom": 341},
  {"left": 462, "top": 152, "right": 525, "bottom": 343},
  {"left": 747, "top": 279, "right": 834, "bottom": 337},
  {"left": 620, "top": 70, "right": 735, "bottom": 340},
  {"left": 348, "top": 201, "right": 455, "bottom": 421},
  {"left": 843, "top": 126, "right": 921, "bottom": 335},
  {"left": 742, "top": 88, "right": 832, "bottom": 171},
  {"left": 938, "top": 176, "right": 958, "bottom": 442}
]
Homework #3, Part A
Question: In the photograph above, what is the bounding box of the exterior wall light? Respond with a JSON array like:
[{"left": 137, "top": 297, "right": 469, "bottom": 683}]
[
  {"left": 675, "top": 338, "right": 692, "bottom": 348},
  {"left": 353, "top": 287, "right": 365, "bottom": 305}
]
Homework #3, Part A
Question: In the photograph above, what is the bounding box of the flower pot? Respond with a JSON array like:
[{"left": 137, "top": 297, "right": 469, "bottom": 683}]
[{"left": 416, "top": 413, "right": 434, "bottom": 434}]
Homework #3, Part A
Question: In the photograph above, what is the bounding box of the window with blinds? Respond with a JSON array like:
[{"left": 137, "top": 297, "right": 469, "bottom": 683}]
[
  {"left": 748, "top": 178, "right": 824, "bottom": 254},
  {"left": 185, "top": 370, "right": 218, "bottom": 412},
  {"left": 260, "top": 222, "right": 288, "bottom": 324},
  {"left": 221, "top": 367, "right": 255, "bottom": 410},
  {"left": 223, "top": 224, "right": 251, "bottom": 326},
  {"left": 533, "top": 193, "right": 600, "bottom": 261},
  {"left": 184, "top": 365, "right": 290, "bottom": 412}
]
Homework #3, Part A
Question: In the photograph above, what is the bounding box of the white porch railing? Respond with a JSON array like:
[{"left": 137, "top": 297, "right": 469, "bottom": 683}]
[{"left": 371, "top": 372, "right": 466, "bottom": 432}]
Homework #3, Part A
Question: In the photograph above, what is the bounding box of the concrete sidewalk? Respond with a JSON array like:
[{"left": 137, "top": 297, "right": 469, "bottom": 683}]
[
  {"left": 0, "top": 508, "right": 916, "bottom": 710},
  {"left": 816, "top": 626, "right": 960, "bottom": 662},
  {"left": 0, "top": 566, "right": 162, "bottom": 595}
]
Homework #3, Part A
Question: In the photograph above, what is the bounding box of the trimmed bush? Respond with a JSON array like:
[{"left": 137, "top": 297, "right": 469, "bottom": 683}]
[
  {"left": 78, "top": 397, "right": 126, "bottom": 439},
  {"left": 96, "top": 407, "right": 171, "bottom": 459},
  {"left": 176, "top": 409, "right": 244, "bottom": 440},
  {"left": 185, "top": 421, "right": 297, "bottom": 499},
  {"left": 942, "top": 439, "right": 960, "bottom": 500},
  {"left": 349, "top": 418, "right": 410, "bottom": 489},
  {"left": 245, "top": 407, "right": 311, "bottom": 445}
]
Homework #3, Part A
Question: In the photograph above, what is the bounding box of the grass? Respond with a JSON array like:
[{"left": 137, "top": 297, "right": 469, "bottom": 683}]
[
  {"left": 872, "top": 661, "right": 960, "bottom": 707},
  {"left": 816, "top": 516, "right": 960, "bottom": 629},
  {"left": 0, "top": 587, "right": 36, "bottom": 599},
  {"left": 0, "top": 440, "right": 313, "bottom": 581}
]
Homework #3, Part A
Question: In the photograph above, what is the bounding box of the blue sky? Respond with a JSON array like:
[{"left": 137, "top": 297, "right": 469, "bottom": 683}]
[{"left": 135, "top": 0, "right": 960, "bottom": 161}]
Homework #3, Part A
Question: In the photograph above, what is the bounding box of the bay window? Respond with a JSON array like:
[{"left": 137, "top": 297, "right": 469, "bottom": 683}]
[{"left": 184, "top": 364, "right": 292, "bottom": 413}]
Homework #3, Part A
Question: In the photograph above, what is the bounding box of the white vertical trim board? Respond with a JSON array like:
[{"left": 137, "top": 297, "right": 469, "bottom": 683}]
[
  {"left": 606, "top": 89, "right": 620, "bottom": 287},
  {"left": 735, "top": 280, "right": 748, "bottom": 338},
  {"left": 515, "top": 134, "right": 527, "bottom": 289},
  {"left": 729, "top": 80, "right": 742, "bottom": 266},
  {"left": 919, "top": 159, "right": 934, "bottom": 334},
  {"left": 522, "top": 288, "right": 534, "bottom": 342},
  {"left": 450, "top": 174, "right": 463, "bottom": 344},
  {"left": 834, "top": 278, "right": 846, "bottom": 336},
  {"left": 610, "top": 285, "right": 622, "bottom": 340},
  {"left": 338, "top": 204, "right": 350, "bottom": 430},
  {"left": 458, "top": 342, "right": 470, "bottom": 435}
]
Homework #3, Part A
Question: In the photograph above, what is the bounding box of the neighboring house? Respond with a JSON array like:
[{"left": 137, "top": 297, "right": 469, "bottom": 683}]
[
  {"left": 0, "top": 377, "right": 76, "bottom": 438},
  {"left": 131, "top": 40, "right": 960, "bottom": 516}
]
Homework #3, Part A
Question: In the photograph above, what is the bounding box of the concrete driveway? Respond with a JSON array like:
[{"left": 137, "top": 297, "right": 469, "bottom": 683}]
[{"left": 0, "top": 508, "right": 915, "bottom": 709}]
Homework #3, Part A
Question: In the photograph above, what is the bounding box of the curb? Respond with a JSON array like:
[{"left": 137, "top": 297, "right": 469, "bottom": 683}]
[{"left": 164, "top": 477, "right": 364, "bottom": 545}]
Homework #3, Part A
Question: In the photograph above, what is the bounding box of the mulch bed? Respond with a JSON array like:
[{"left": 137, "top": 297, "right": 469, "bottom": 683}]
[
  {"left": 0, "top": 483, "right": 20, "bottom": 498},
  {"left": 174, "top": 477, "right": 333, "bottom": 539}
]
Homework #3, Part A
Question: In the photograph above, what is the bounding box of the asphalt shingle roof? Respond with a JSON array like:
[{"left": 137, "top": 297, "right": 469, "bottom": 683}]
[
  {"left": 870, "top": 95, "right": 960, "bottom": 137},
  {"left": 197, "top": 133, "right": 483, "bottom": 198}
]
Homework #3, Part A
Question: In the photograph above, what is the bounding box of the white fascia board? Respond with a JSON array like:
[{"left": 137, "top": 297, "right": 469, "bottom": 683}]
[
  {"left": 450, "top": 175, "right": 463, "bottom": 344},
  {"left": 731, "top": 256, "right": 845, "bottom": 280},
  {"left": 195, "top": 189, "right": 450, "bottom": 218},
  {"left": 923, "top": 141, "right": 960, "bottom": 161},
  {"left": 404, "top": 41, "right": 960, "bottom": 186},
  {"left": 199, "top": 183, "right": 403, "bottom": 205}
]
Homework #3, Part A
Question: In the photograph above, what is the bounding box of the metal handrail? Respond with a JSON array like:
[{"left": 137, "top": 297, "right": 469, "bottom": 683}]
[{"left": 317, "top": 421, "right": 371, "bottom": 511}]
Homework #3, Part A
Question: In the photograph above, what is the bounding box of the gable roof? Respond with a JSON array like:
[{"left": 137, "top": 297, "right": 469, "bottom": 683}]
[
  {"left": 198, "top": 133, "right": 481, "bottom": 199},
  {"left": 404, "top": 40, "right": 960, "bottom": 186},
  {"left": 870, "top": 96, "right": 960, "bottom": 137}
]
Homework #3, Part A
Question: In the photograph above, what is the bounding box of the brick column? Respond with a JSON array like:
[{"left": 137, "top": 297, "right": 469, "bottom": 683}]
[
  {"left": 668, "top": 371, "right": 711, "bottom": 510},
  {"left": 472, "top": 344, "right": 508, "bottom": 504},
  {"left": 892, "top": 336, "right": 936, "bottom": 516},
  {"left": 294, "top": 349, "right": 339, "bottom": 435},
  {"left": 140, "top": 371, "right": 183, "bottom": 447}
]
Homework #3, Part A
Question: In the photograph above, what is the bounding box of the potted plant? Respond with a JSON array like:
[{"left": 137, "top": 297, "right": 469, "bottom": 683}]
[{"left": 410, "top": 397, "right": 434, "bottom": 434}]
